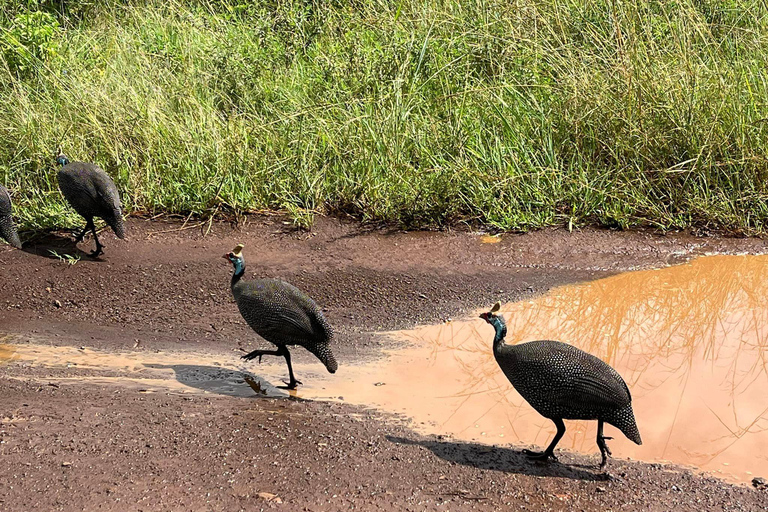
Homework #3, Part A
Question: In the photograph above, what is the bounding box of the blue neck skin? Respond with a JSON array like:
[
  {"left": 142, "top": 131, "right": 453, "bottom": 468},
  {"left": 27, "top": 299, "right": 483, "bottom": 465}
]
[
  {"left": 489, "top": 315, "right": 508, "bottom": 351},
  {"left": 56, "top": 155, "right": 69, "bottom": 166},
  {"left": 231, "top": 256, "right": 245, "bottom": 285}
]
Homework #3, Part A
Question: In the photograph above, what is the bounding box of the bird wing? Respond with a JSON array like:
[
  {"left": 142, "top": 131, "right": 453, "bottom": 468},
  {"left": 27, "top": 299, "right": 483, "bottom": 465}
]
[
  {"left": 504, "top": 341, "right": 631, "bottom": 411},
  {"left": 234, "top": 282, "right": 318, "bottom": 344},
  {"left": 92, "top": 172, "right": 122, "bottom": 212},
  {"left": 0, "top": 185, "right": 11, "bottom": 214},
  {"left": 554, "top": 370, "right": 631, "bottom": 410}
]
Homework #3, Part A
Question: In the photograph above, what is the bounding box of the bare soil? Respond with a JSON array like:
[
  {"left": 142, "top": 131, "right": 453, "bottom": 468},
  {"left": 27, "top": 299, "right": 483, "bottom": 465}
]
[{"left": 1, "top": 216, "right": 767, "bottom": 511}]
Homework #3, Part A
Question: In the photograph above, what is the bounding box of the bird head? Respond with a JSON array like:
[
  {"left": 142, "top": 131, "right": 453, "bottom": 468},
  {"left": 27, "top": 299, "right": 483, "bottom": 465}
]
[
  {"left": 223, "top": 243, "right": 245, "bottom": 275},
  {"left": 55, "top": 148, "right": 69, "bottom": 166},
  {"left": 480, "top": 302, "right": 507, "bottom": 344},
  {"left": 479, "top": 301, "right": 502, "bottom": 323}
]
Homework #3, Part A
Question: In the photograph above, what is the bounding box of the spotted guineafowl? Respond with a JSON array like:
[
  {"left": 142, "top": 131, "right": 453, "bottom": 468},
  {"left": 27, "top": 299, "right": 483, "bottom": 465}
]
[
  {"left": 0, "top": 185, "right": 22, "bottom": 248},
  {"left": 56, "top": 151, "right": 125, "bottom": 257},
  {"left": 224, "top": 244, "right": 338, "bottom": 389},
  {"left": 480, "top": 302, "right": 641, "bottom": 469}
]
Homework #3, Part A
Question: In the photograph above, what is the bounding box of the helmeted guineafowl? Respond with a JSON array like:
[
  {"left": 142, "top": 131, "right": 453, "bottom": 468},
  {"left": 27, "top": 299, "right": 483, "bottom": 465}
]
[
  {"left": 480, "top": 302, "right": 641, "bottom": 469},
  {"left": 56, "top": 151, "right": 125, "bottom": 257},
  {"left": 0, "top": 184, "right": 22, "bottom": 248},
  {"left": 224, "top": 244, "right": 338, "bottom": 389}
]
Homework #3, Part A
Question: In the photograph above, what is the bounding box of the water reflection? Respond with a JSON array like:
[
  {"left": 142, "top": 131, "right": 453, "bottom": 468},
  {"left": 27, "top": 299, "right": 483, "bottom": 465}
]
[{"left": 393, "top": 254, "right": 768, "bottom": 481}]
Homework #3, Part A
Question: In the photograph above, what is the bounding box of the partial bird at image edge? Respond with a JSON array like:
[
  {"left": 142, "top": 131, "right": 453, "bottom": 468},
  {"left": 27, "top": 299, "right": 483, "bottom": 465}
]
[{"left": 0, "top": 184, "right": 22, "bottom": 249}]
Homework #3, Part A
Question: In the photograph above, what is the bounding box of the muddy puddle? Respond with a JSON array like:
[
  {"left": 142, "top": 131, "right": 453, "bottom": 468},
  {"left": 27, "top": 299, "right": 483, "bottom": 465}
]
[
  {"left": 1, "top": 254, "right": 767, "bottom": 483},
  {"left": 369, "top": 253, "right": 768, "bottom": 484}
]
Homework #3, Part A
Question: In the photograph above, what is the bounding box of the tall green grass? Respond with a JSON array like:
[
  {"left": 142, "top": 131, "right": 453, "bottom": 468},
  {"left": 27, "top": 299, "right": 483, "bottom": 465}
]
[{"left": 2, "top": 0, "right": 768, "bottom": 232}]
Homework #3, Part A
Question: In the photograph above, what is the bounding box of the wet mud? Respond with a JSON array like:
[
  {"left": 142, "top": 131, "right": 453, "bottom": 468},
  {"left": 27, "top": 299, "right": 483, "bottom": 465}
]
[
  {"left": 3, "top": 255, "right": 766, "bottom": 484},
  {"left": 2, "top": 217, "right": 768, "bottom": 511}
]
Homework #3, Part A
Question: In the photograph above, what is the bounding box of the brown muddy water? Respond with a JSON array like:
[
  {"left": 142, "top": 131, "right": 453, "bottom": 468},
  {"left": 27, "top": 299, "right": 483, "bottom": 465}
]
[{"left": 2, "top": 254, "right": 767, "bottom": 483}]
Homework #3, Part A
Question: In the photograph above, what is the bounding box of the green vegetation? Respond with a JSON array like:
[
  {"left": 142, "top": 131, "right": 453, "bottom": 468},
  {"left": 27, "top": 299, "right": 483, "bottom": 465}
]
[{"left": 2, "top": 0, "right": 768, "bottom": 232}]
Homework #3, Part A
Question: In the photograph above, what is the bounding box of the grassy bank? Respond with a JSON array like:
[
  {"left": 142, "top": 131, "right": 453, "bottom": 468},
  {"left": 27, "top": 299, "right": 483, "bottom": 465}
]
[{"left": 2, "top": 0, "right": 768, "bottom": 233}]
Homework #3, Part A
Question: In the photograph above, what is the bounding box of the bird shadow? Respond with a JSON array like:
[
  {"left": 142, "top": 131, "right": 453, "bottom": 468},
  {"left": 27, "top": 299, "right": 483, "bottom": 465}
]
[
  {"left": 143, "top": 363, "right": 294, "bottom": 399},
  {"left": 19, "top": 232, "right": 92, "bottom": 260},
  {"left": 386, "top": 435, "right": 608, "bottom": 481}
]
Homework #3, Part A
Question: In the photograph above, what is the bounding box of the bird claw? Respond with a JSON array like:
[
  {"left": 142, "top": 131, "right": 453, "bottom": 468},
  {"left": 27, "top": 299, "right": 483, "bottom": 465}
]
[
  {"left": 240, "top": 352, "right": 266, "bottom": 363},
  {"left": 278, "top": 379, "right": 302, "bottom": 390},
  {"left": 523, "top": 449, "right": 557, "bottom": 462}
]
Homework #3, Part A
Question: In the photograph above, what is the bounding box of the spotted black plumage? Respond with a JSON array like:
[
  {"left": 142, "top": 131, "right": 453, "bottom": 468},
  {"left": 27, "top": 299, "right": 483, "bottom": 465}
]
[
  {"left": 225, "top": 244, "right": 337, "bottom": 389},
  {"left": 56, "top": 152, "right": 125, "bottom": 257},
  {"left": 0, "top": 185, "right": 22, "bottom": 248},
  {"left": 481, "top": 304, "right": 641, "bottom": 469}
]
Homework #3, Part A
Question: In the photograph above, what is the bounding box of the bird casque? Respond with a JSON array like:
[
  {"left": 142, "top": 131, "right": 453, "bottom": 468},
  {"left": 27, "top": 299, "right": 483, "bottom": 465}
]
[
  {"left": 480, "top": 302, "right": 641, "bottom": 469},
  {"left": 0, "top": 184, "right": 22, "bottom": 249},
  {"left": 56, "top": 150, "right": 125, "bottom": 257},
  {"left": 224, "top": 244, "right": 338, "bottom": 389}
]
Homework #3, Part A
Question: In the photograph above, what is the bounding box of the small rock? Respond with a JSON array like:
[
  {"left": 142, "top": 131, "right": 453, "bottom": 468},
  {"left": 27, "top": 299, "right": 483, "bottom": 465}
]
[
  {"left": 752, "top": 477, "right": 767, "bottom": 490},
  {"left": 256, "top": 492, "right": 282, "bottom": 503},
  {"left": 62, "top": 462, "right": 72, "bottom": 467},
  {"left": 595, "top": 486, "right": 606, "bottom": 493},
  {"left": 54, "top": 300, "right": 62, "bottom": 308}
]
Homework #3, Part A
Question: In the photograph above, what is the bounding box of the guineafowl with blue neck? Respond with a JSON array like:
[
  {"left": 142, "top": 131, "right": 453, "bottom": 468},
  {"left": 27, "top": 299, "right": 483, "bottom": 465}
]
[
  {"left": 224, "top": 244, "right": 338, "bottom": 389},
  {"left": 0, "top": 184, "right": 22, "bottom": 248},
  {"left": 480, "top": 302, "right": 641, "bottom": 469},
  {"left": 56, "top": 151, "right": 125, "bottom": 257}
]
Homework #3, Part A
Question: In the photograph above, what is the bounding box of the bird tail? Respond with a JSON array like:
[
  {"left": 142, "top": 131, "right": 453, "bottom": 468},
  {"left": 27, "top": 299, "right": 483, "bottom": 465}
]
[
  {"left": 0, "top": 216, "right": 21, "bottom": 248},
  {"left": 608, "top": 404, "right": 642, "bottom": 445},
  {"left": 308, "top": 343, "right": 338, "bottom": 374}
]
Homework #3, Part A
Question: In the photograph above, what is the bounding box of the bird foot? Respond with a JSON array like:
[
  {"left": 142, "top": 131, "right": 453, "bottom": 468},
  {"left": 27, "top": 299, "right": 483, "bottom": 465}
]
[
  {"left": 598, "top": 435, "right": 613, "bottom": 469},
  {"left": 278, "top": 379, "right": 302, "bottom": 390},
  {"left": 241, "top": 348, "right": 284, "bottom": 364},
  {"left": 88, "top": 248, "right": 104, "bottom": 258},
  {"left": 523, "top": 449, "right": 557, "bottom": 462}
]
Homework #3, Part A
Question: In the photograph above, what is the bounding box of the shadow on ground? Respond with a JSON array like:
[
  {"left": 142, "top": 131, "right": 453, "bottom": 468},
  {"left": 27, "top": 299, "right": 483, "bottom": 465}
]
[
  {"left": 144, "top": 363, "right": 291, "bottom": 399},
  {"left": 20, "top": 232, "right": 92, "bottom": 260},
  {"left": 387, "top": 435, "right": 608, "bottom": 481}
]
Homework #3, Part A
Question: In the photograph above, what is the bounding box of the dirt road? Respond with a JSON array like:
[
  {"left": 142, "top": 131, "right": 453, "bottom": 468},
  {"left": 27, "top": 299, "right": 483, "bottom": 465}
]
[{"left": 1, "top": 217, "right": 767, "bottom": 511}]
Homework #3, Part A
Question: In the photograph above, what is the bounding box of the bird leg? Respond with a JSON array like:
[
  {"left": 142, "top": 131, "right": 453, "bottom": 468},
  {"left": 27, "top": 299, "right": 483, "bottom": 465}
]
[
  {"left": 89, "top": 221, "right": 104, "bottom": 258},
  {"left": 524, "top": 418, "right": 566, "bottom": 462},
  {"left": 241, "top": 346, "right": 303, "bottom": 389},
  {"left": 241, "top": 348, "right": 282, "bottom": 363},
  {"left": 596, "top": 419, "right": 613, "bottom": 470},
  {"left": 279, "top": 346, "right": 302, "bottom": 390},
  {"left": 73, "top": 220, "right": 92, "bottom": 244}
]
